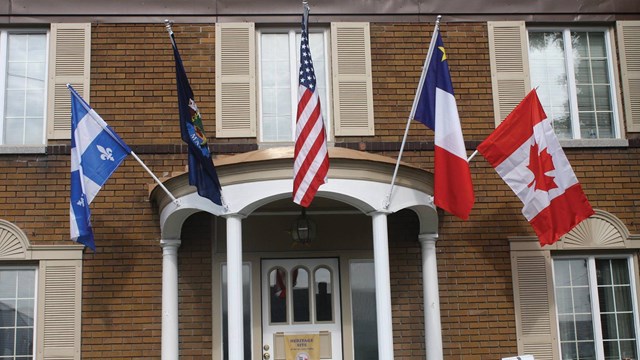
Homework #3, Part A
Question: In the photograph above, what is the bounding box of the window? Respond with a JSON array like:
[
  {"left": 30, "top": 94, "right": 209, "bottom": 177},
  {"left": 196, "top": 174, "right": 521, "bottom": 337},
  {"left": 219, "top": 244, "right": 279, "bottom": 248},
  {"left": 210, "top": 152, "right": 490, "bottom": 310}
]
[
  {"left": 0, "top": 30, "right": 48, "bottom": 146},
  {"left": 553, "top": 256, "right": 639, "bottom": 359},
  {"left": 350, "top": 261, "right": 378, "bottom": 360},
  {"left": 0, "top": 267, "right": 36, "bottom": 359},
  {"left": 258, "top": 29, "right": 330, "bottom": 143},
  {"left": 221, "top": 263, "right": 251, "bottom": 360},
  {"left": 528, "top": 28, "right": 619, "bottom": 140}
]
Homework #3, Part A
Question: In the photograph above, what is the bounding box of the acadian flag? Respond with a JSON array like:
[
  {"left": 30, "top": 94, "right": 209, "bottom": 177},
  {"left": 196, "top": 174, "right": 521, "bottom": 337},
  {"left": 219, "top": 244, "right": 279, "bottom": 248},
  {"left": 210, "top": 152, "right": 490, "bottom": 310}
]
[
  {"left": 69, "top": 85, "right": 131, "bottom": 251},
  {"left": 477, "top": 89, "right": 594, "bottom": 245},
  {"left": 413, "top": 31, "right": 474, "bottom": 220},
  {"left": 170, "top": 31, "right": 223, "bottom": 206}
]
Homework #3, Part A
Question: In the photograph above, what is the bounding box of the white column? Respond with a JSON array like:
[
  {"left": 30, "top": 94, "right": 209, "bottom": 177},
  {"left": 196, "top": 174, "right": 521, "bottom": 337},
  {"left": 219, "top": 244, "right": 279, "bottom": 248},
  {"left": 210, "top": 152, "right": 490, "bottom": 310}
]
[
  {"left": 161, "top": 239, "right": 181, "bottom": 360},
  {"left": 226, "top": 215, "right": 244, "bottom": 360},
  {"left": 419, "top": 234, "right": 443, "bottom": 360},
  {"left": 371, "top": 211, "right": 394, "bottom": 359}
]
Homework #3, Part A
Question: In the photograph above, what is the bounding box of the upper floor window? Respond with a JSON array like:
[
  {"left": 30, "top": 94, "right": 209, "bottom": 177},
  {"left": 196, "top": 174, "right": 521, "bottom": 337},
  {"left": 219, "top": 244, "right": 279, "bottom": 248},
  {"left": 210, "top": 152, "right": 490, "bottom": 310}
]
[
  {"left": 0, "top": 30, "right": 48, "bottom": 146},
  {"left": 553, "top": 256, "right": 639, "bottom": 359},
  {"left": 258, "top": 29, "right": 330, "bottom": 143},
  {"left": 528, "top": 29, "right": 619, "bottom": 140}
]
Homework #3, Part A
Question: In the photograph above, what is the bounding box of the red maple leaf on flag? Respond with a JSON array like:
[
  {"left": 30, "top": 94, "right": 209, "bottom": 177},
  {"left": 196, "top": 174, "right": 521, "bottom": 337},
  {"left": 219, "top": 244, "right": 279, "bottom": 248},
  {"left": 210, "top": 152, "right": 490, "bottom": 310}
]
[{"left": 527, "top": 142, "right": 558, "bottom": 192}]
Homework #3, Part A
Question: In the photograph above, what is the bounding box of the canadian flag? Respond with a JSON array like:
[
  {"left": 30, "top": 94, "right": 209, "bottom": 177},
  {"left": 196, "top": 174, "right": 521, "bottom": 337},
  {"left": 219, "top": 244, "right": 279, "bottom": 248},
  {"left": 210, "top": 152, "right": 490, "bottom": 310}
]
[{"left": 477, "top": 89, "right": 594, "bottom": 246}]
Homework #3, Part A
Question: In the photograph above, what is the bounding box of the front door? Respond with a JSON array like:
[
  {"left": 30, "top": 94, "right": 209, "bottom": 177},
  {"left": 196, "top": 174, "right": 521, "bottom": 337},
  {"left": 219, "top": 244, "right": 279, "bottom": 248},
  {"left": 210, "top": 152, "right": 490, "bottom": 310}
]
[{"left": 261, "top": 258, "right": 342, "bottom": 360}]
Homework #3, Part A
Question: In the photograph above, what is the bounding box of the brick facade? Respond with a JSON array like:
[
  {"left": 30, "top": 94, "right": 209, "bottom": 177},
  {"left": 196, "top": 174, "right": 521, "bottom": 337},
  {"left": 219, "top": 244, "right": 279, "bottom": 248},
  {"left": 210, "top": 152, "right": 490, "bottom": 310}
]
[{"left": 0, "top": 20, "right": 637, "bottom": 359}]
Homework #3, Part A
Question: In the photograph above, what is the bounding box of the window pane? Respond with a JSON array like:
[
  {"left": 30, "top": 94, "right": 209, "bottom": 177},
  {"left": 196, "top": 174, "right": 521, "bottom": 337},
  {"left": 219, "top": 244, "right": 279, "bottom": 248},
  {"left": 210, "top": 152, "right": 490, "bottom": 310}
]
[
  {"left": 599, "top": 286, "right": 615, "bottom": 312},
  {"left": 269, "top": 268, "right": 287, "bottom": 324},
  {"left": 554, "top": 259, "right": 571, "bottom": 286},
  {"left": 292, "top": 268, "right": 310, "bottom": 323},
  {"left": 619, "top": 340, "right": 637, "bottom": 360},
  {"left": 579, "top": 112, "right": 597, "bottom": 139},
  {"left": 16, "top": 300, "right": 33, "bottom": 327},
  {"left": 350, "top": 262, "right": 378, "bottom": 360},
  {"left": 603, "top": 340, "right": 620, "bottom": 359},
  {"left": 561, "top": 342, "right": 577, "bottom": 359},
  {"left": 557, "top": 287, "right": 573, "bottom": 313},
  {"left": 315, "top": 267, "right": 332, "bottom": 322},
  {"left": 601, "top": 313, "right": 618, "bottom": 340},
  {"left": 15, "top": 328, "right": 33, "bottom": 356},
  {"left": 221, "top": 264, "right": 251, "bottom": 360},
  {"left": 611, "top": 259, "right": 630, "bottom": 285},
  {"left": 261, "top": 33, "right": 292, "bottom": 142},
  {"left": 0, "top": 299, "right": 17, "bottom": 327},
  {"left": 577, "top": 341, "right": 596, "bottom": 359},
  {"left": 0, "top": 271, "right": 17, "bottom": 296},
  {"left": 576, "top": 314, "right": 594, "bottom": 340},
  {"left": 570, "top": 260, "right": 589, "bottom": 286},
  {"left": 615, "top": 287, "right": 633, "bottom": 312},
  {"left": 617, "top": 313, "right": 635, "bottom": 339},
  {"left": 559, "top": 314, "right": 577, "bottom": 341},
  {"left": 0, "top": 328, "right": 15, "bottom": 355},
  {"left": 586, "top": 32, "right": 607, "bottom": 58}
]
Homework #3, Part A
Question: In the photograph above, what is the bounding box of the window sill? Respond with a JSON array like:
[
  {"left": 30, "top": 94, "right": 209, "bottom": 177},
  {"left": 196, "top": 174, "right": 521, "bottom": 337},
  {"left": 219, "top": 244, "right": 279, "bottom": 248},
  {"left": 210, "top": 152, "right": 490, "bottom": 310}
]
[
  {"left": 0, "top": 145, "right": 47, "bottom": 154},
  {"left": 558, "top": 139, "right": 629, "bottom": 148}
]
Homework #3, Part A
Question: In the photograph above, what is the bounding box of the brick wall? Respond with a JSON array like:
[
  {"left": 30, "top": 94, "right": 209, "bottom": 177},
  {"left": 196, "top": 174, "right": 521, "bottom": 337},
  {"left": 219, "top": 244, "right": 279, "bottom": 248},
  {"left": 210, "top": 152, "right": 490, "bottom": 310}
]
[{"left": 0, "top": 21, "right": 637, "bottom": 359}]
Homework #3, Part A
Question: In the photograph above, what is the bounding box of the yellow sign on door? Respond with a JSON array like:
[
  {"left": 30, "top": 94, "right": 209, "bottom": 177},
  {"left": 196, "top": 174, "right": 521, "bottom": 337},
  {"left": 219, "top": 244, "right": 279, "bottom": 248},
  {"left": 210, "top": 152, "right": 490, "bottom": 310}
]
[{"left": 284, "top": 333, "right": 320, "bottom": 360}]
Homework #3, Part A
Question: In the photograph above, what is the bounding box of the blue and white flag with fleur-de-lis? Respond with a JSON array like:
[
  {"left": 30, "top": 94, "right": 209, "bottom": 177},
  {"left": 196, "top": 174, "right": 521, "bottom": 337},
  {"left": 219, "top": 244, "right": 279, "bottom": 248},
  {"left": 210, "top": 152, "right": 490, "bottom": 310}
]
[{"left": 69, "top": 85, "right": 131, "bottom": 251}]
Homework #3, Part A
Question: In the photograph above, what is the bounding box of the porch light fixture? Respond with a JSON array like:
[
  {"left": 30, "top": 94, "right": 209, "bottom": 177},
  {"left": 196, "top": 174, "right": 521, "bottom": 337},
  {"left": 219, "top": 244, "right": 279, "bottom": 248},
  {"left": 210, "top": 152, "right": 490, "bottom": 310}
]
[{"left": 291, "top": 208, "right": 316, "bottom": 244}]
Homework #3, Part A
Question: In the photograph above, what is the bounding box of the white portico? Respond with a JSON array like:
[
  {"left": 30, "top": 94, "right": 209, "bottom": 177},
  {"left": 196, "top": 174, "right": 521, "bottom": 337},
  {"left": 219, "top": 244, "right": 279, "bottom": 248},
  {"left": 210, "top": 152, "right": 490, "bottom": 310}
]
[{"left": 150, "top": 147, "right": 444, "bottom": 360}]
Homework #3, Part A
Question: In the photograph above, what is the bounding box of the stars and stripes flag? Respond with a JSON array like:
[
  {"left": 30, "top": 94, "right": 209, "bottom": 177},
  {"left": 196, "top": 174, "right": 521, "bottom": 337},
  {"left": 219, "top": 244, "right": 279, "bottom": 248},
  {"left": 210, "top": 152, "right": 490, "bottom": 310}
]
[
  {"left": 293, "top": 4, "right": 329, "bottom": 207},
  {"left": 477, "top": 89, "right": 594, "bottom": 245},
  {"left": 413, "top": 30, "right": 475, "bottom": 220},
  {"left": 69, "top": 85, "right": 131, "bottom": 251}
]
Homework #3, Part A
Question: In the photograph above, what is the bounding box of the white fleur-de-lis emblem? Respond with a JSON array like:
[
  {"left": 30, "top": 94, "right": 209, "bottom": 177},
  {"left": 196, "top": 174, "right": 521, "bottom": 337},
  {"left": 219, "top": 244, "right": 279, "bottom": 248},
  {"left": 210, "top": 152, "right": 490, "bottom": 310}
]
[
  {"left": 97, "top": 145, "right": 114, "bottom": 161},
  {"left": 77, "top": 197, "right": 85, "bottom": 207}
]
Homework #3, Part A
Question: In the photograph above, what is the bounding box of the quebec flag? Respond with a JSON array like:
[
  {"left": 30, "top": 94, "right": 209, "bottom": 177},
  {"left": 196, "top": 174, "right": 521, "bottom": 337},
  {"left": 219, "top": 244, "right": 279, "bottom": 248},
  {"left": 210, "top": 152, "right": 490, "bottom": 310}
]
[{"left": 69, "top": 85, "right": 131, "bottom": 251}]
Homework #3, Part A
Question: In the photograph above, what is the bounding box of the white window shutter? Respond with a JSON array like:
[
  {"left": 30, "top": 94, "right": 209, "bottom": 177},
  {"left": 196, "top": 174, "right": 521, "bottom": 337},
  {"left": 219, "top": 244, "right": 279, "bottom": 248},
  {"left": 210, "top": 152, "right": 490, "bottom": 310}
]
[
  {"left": 617, "top": 21, "right": 640, "bottom": 133},
  {"left": 488, "top": 21, "right": 530, "bottom": 126},
  {"left": 47, "top": 23, "right": 91, "bottom": 140},
  {"left": 331, "top": 22, "right": 374, "bottom": 136},
  {"left": 215, "top": 23, "right": 256, "bottom": 138},
  {"left": 511, "top": 251, "right": 559, "bottom": 360},
  {"left": 37, "top": 259, "right": 82, "bottom": 360}
]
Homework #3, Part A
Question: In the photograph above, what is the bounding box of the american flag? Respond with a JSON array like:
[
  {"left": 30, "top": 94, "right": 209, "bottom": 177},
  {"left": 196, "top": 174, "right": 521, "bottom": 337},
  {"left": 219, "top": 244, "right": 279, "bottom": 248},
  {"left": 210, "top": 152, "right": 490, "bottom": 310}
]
[{"left": 293, "top": 5, "right": 329, "bottom": 207}]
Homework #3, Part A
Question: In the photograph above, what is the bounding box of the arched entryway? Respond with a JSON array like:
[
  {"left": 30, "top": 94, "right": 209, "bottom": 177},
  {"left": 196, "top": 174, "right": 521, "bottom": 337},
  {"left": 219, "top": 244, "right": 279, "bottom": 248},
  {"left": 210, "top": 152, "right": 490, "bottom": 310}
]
[{"left": 150, "top": 147, "right": 442, "bottom": 360}]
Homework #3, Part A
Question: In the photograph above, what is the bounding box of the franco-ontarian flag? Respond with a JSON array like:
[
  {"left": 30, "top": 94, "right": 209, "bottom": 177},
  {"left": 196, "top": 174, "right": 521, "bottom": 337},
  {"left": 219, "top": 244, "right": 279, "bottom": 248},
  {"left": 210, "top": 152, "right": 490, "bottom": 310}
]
[{"left": 69, "top": 85, "right": 131, "bottom": 251}]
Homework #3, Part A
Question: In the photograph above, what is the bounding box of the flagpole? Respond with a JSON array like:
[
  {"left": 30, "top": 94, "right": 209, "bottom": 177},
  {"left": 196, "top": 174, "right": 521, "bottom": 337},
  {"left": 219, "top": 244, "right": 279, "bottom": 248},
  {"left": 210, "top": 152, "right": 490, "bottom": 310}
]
[
  {"left": 383, "top": 15, "right": 441, "bottom": 209},
  {"left": 67, "top": 84, "right": 180, "bottom": 206},
  {"left": 467, "top": 150, "right": 478, "bottom": 162},
  {"left": 164, "top": 20, "right": 229, "bottom": 212}
]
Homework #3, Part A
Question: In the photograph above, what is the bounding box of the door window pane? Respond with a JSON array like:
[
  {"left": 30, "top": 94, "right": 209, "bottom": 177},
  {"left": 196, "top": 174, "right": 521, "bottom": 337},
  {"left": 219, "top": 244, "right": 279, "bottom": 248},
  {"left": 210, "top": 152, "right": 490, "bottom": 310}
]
[
  {"left": 314, "top": 267, "right": 332, "bottom": 322},
  {"left": 350, "top": 261, "right": 378, "bottom": 360},
  {"left": 292, "top": 267, "right": 310, "bottom": 323},
  {"left": 269, "top": 268, "right": 287, "bottom": 324},
  {"left": 0, "top": 268, "right": 36, "bottom": 359}
]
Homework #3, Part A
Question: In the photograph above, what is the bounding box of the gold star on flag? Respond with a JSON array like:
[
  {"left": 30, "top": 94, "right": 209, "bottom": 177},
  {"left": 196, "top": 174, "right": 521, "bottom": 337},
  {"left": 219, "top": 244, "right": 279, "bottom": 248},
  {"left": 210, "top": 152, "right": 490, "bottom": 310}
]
[{"left": 438, "top": 46, "right": 447, "bottom": 61}]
